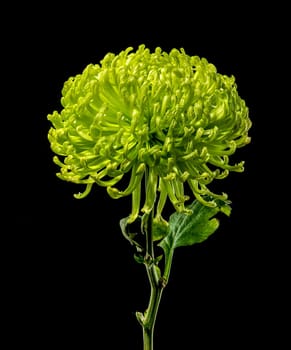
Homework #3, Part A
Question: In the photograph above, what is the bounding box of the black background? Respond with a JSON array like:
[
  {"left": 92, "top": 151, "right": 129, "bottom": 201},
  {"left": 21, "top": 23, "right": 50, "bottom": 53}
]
[{"left": 5, "top": 2, "right": 287, "bottom": 349}]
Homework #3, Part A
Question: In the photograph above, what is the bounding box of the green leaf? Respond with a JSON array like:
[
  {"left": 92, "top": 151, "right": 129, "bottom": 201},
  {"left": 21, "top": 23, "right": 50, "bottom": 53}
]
[
  {"left": 152, "top": 217, "right": 169, "bottom": 241},
  {"left": 119, "top": 216, "right": 143, "bottom": 252},
  {"left": 159, "top": 198, "right": 231, "bottom": 254},
  {"left": 133, "top": 253, "right": 145, "bottom": 264}
]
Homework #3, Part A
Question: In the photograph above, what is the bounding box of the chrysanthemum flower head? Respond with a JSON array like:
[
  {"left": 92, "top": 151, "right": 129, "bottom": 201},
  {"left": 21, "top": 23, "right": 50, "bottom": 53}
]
[{"left": 47, "top": 44, "right": 251, "bottom": 223}]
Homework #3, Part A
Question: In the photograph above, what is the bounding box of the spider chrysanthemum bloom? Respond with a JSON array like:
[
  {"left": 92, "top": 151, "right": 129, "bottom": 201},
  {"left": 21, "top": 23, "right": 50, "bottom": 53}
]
[{"left": 48, "top": 44, "right": 251, "bottom": 224}]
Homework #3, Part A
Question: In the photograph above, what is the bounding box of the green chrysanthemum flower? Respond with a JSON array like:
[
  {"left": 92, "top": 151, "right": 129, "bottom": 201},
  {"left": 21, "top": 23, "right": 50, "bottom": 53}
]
[{"left": 47, "top": 44, "right": 251, "bottom": 223}]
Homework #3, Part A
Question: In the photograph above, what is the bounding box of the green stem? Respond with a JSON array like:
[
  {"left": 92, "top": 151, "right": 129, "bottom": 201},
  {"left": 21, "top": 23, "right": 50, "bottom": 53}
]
[
  {"left": 139, "top": 212, "right": 168, "bottom": 350},
  {"left": 142, "top": 247, "right": 174, "bottom": 350},
  {"left": 142, "top": 286, "right": 163, "bottom": 350}
]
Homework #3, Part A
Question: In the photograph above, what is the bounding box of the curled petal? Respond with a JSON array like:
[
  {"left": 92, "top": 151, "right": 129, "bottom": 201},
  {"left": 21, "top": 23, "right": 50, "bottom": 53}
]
[
  {"left": 93, "top": 173, "right": 124, "bottom": 187},
  {"left": 107, "top": 163, "right": 145, "bottom": 199},
  {"left": 156, "top": 179, "right": 168, "bottom": 219},
  {"left": 127, "top": 180, "right": 142, "bottom": 223},
  {"left": 142, "top": 167, "right": 158, "bottom": 214},
  {"left": 161, "top": 178, "right": 190, "bottom": 213},
  {"left": 209, "top": 156, "right": 245, "bottom": 172},
  {"left": 187, "top": 179, "right": 217, "bottom": 208},
  {"left": 74, "top": 183, "right": 93, "bottom": 199}
]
